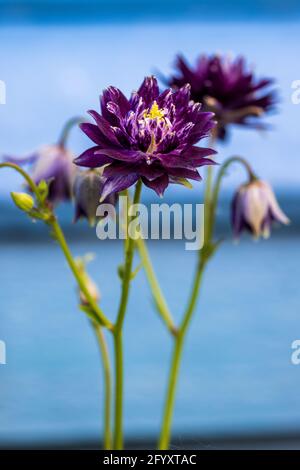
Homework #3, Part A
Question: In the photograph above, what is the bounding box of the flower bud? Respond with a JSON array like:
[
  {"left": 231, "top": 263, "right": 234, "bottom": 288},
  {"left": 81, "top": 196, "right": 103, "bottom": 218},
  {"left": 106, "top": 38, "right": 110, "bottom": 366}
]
[
  {"left": 78, "top": 269, "right": 100, "bottom": 307},
  {"left": 73, "top": 169, "right": 117, "bottom": 226},
  {"left": 5, "top": 144, "right": 76, "bottom": 206},
  {"left": 11, "top": 192, "right": 34, "bottom": 212},
  {"left": 75, "top": 256, "right": 100, "bottom": 307},
  {"left": 79, "top": 273, "right": 100, "bottom": 307},
  {"left": 231, "top": 179, "right": 290, "bottom": 239}
]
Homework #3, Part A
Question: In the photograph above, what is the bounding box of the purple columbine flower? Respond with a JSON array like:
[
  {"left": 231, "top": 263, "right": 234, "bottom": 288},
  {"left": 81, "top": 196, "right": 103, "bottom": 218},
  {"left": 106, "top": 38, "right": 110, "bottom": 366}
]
[
  {"left": 232, "top": 180, "right": 290, "bottom": 239},
  {"left": 73, "top": 169, "right": 117, "bottom": 226},
  {"left": 165, "top": 54, "right": 277, "bottom": 140},
  {"left": 74, "top": 76, "right": 216, "bottom": 199},
  {"left": 5, "top": 144, "right": 76, "bottom": 205}
]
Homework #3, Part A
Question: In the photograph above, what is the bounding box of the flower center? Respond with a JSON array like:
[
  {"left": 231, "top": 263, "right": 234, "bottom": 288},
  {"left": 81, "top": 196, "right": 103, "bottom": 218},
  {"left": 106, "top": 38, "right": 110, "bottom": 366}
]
[
  {"left": 143, "top": 101, "right": 165, "bottom": 121},
  {"left": 139, "top": 101, "right": 171, "bottom": 156}
]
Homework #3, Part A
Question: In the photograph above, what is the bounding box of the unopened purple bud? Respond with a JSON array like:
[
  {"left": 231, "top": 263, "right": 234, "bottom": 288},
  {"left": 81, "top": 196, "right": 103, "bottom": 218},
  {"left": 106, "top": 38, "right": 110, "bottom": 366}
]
[
  {"left": 232, "top": 179, "right": 290, "bottom": 239},
  {"left": 4, "top": 144, "right": 76, "bottom": 205},
  {"left": 73, "top": 169, "right": 117, "bottom": 226}
]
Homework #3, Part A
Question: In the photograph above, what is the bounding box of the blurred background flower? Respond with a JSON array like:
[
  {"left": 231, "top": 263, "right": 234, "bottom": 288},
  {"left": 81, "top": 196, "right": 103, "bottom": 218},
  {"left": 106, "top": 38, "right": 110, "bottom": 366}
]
[{"left": 165, "top": 54, "right": 277, "bottom": 140}]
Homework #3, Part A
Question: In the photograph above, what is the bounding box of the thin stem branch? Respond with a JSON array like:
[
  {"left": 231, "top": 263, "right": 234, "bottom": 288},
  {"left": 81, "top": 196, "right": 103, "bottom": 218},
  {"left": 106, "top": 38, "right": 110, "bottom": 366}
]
[
  {"left": 136, "top": 237, "right": 177, "bottom": 336},
  {"left": 158, "top": 256, "right": 206, "bottom": 449},
  {"left": 158, "top": 135, "right": 218, "bottom": 449},
  {"left": 50, "top": 218, "right": 113, "bottom": 330},
  {"left": 158, "top": 152, "right": 256, "bottom": 449},
  {"left": 0, "top": 162, "right": 114, "bottom": 449},
  {"left": 57, "top": 116, "right": 86, "bottom": 147},
  {"left": 113, "top": 331, "right": 124, "bottom": 449},
  {"left": 93, "top": 323, "right": 112, "bottom": 450},
  {"left": 0, "top": 162, "right": 40, "bottom": 198},
  {"left": 113, "top": 180, "right": 142, "bottom": 450},
  {"left": 115, "top": 181, "right": 142, "bottom": 331},
  {"left": 209, "top": 155, "right": 256, "bottom": 241}
]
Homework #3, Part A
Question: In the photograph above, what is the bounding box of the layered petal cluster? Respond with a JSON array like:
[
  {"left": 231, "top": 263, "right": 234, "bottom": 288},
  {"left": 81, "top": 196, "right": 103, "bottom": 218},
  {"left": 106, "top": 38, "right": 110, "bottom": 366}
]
[
  {"left": 75, "top": 76, "right": 216, "bottom": 199},
  {"left": 73, "top": 169, "right": 117, "bottom": 226},
  {"left": 5, "top": 144, "right": 76, "bottom": 205},
  {"left": 232, "top": 180, "right": 290, "bottom": 239},
  {"left": 166, "top": 54, "right": 277, "bottom": 139}
]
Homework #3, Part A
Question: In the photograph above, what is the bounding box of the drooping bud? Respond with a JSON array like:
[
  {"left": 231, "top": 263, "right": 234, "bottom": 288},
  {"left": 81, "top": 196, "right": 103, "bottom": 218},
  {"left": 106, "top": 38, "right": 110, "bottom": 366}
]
[
  {"left": 11, "top": 192, "right": 34, "bottom": 212},
  {"left": 79, "top": 272, "right": 100, "bottom": 307},
  {"left": 73, "top": 169, "right": 117, "bottom": 226},
  {"left": 231, "top": 179, "right": 290, "bottom": 239},
  {"left": 4, "top": 144, "right": 76, "bottom": 206},
  {"left": 30, "top": 145, "right": 76, "bottom": 205},
  {"left": 75, "top": 256, "right": 100, "bottom": 307}
]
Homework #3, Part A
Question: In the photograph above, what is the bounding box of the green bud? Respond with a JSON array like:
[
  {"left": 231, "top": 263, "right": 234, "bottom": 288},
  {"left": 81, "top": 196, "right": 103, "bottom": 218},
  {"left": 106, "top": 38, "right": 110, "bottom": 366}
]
[
  {"left": 11, "top": 192, "right": 34, "bottom": 212},
  {"left": 118, "top": 264, "right": 125, "bottom": 280},
  {"left": 37, "top": 180, "right": 49, "bottom": 201},
  {"left": 118, "top": 263, "right": 142, "bottom": 281}
]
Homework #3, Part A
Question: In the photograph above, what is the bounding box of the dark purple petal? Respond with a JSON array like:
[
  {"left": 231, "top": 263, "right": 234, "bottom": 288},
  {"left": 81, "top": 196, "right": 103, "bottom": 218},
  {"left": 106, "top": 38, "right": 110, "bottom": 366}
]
[
  {"left": 74, "top": 147, "right": 113, "bottom": 168},
  {"left": 157, "top": 152, "right": 216, "bottom": 170},
  {"left": 103, "top": 162, "right": 137, "bottom": 178},
  {"left": 100, "top": 86, "right": 131, "bottom": 124},
  {"left": 95, "top": 148, "right": 144, "bottom": 163},
  {"left": 138, "top": 164, "right": 165, "bottom": 181},
  {"left": 136, "top": 76, "right": 159, "bottom": 106},
  {"left": 167, "top": 167, "right": 201, "bottom": 181},
  {"left": 183, "top": 146, "right": 217, "bottom": 160},
  {"left": 88, "top": 110, "right": 122, "bottom": 147},
  {"left": 142, "top": 173, "right": 169, "bottom": 197},
  {"left": 80, "top": 123, "right": 106, "bottom": 146},
  {"left": 100, "top": 174, "right": 140, "bottom": 201}
]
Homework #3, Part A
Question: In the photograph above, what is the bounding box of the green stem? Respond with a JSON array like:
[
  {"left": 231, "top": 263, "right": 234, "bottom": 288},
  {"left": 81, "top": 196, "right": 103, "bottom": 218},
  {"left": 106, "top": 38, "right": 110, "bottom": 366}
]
[
  {"left": 209, "top": 155, "right": 256, "bottom": 241},
  {"left": 57, "top": 116, "right": 86, "bottom": 147},
  {"left": 113, "top": 180, "right": 142, "bottom": 450},
  {"left": 204, "top": 165, "right": 214, "bottom": 247},
  {"left": 113, "top": 331, "right": 124, "bottom": 449},
  {"left": 0, "top": 162, "right": 114, "bottom": 449},
  {"left": 158, "top": 139, "right": 218, "bottom": 449},
  {"left": 158, "top": 256, "right": 206, "bottom": 449},
  {"left": 50, "top": 217, "right": 113, "bottom": 331},
  {"left": 158, "top": 153, "right": 256, "bottom": 449},
  {"left": 0, "top": 162, "right": 40, "bottom": 199},
  {"left": 93, "top": 323, "right": 112, "bottom": 449},
  {"left": 136, "top": 237, "right": 177, "bottom": 336}
]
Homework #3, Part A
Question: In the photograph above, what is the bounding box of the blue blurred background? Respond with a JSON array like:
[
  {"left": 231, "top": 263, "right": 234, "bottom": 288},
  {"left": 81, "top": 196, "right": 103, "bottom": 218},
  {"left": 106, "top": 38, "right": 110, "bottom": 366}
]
[{"left": 0, "top": 0, "right": 300, "bottom": 449}]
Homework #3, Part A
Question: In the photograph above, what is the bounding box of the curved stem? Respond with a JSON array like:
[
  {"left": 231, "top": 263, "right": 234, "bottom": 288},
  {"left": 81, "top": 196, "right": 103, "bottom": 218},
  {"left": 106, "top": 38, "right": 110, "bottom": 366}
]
[
  {"left": 93, "top": 323, "right": 112, "bottom": 450},
  {"left": 50, "top": 217, "right": 113, "bottom": 331},
  {"left": 0, "top": 162, "right": 40, "bottom": 199},
  {"left": 1, "top": 162, "right": 113, "bottom": 449},
  {"left": 136, "top": 237, "right": 177, "bottom": 336},
  {"left": 158, "top": 154, "right": 256, "bottom": 449},
  {"left": 57, "top": 116, "right": 86, "bottom": 147},
  {"left": 113, "top": 180, "right": 142, "bottom": 450},
  {"left": 209, "top": 155, "right": 256, "bottom": 241}
]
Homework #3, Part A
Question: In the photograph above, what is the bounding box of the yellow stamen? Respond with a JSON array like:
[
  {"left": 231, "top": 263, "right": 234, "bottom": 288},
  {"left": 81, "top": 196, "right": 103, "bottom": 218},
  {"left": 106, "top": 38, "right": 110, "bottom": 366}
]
[{"left": 143, "top": 101, "right": 165, "bottom": 121}]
